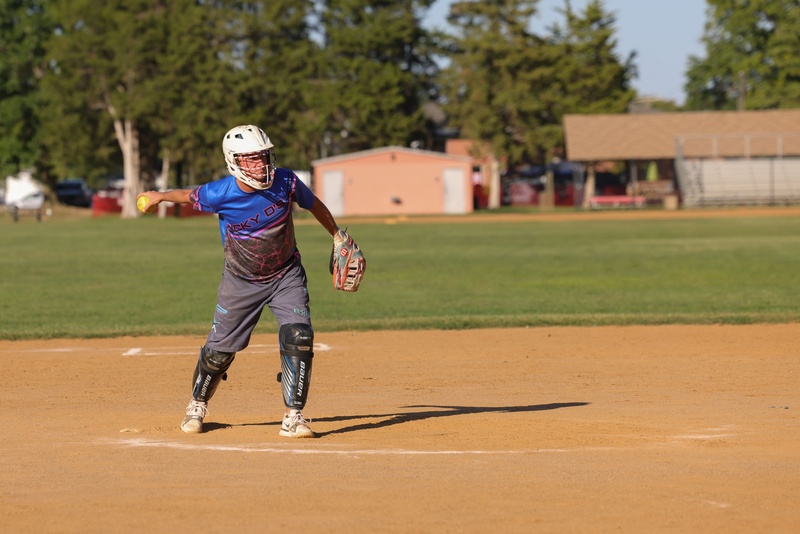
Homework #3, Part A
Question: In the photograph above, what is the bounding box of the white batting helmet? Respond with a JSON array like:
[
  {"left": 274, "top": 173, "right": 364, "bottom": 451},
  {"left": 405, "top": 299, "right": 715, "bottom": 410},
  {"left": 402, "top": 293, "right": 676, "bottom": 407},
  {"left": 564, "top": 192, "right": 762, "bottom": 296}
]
[{"left": 222, "top": 125, "right": 277, "bottom": 190}]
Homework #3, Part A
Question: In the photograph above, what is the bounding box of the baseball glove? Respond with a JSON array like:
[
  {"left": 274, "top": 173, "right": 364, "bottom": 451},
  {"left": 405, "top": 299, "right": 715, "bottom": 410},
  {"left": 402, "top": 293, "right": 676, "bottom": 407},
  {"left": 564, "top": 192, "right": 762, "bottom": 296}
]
[{"left": 329, "top": 228, "right": 366, "bottom": 292}]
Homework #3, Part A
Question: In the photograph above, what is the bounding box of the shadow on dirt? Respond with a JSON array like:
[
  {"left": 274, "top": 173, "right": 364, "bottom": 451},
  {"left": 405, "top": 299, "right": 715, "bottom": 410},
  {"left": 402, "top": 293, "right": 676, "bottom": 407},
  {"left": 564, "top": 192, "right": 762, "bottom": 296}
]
[
  {"left": 313, "top": 402, "right": 590, "bottom": 437},
  {"left": 208, "top": 402, "right": 589, "bottom": 435}
]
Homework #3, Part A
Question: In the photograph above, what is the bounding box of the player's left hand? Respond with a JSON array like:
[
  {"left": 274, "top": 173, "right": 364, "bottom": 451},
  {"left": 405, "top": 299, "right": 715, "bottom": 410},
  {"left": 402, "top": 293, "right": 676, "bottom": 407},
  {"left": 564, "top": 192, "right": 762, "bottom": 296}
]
[{"left": 330, "top": 229, "right": 366, "bottom": 292}]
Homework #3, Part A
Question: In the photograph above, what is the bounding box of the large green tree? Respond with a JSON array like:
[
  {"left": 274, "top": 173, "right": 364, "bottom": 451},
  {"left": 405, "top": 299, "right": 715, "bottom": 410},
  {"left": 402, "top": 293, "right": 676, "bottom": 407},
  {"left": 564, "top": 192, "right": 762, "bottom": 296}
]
[
  {"left": 684, "top": 0, "right": 800, "bottom": 110},
  {"left": 551, "top": 0, "right": 635, "bottom": 115},
  {"left": 546, "top": 0, "right": 635, "bottom": 149},
  {"left": 0, "top": 0, "right": 53, "bottom": 180},
  {"left": 147, "top": 0, "right": 239, "bottom": 187},
  {"left": 441, "top": 0, "right": 634, "bottom": 168},
  {"left": 227, "top": 0, "right": 322, "bottom": 170},
  {"left": 41, "top": 0, "right": 238, "bottom": 216},
  {"left": 441, "top": 0, "right": 543, "bottom": 165},
  {"left": 42, "top": 0, "right": 168, "bottom": 216},
  {"left": 318, "top": 0, "right": 438, "bottom": 156}
]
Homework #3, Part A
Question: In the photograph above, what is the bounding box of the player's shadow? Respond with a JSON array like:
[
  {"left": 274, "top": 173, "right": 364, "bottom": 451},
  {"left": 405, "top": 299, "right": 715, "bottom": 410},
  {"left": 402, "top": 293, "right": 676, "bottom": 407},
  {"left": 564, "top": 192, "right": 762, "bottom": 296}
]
[
  {"left": 222, "top": 402, "right": 589, "bottom": 436},
  {"left": 313, "top": 402, "right": 589, "bottom": 437},
  {"left": 213, "top": 402, "right": 590, "bottom": 435}
]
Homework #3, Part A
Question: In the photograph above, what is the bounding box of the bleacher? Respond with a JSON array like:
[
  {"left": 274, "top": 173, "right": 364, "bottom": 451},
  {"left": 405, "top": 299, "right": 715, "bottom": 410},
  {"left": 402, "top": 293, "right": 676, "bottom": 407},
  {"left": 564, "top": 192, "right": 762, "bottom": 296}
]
[{"left": 678, "top": 158, "right": 800, "bottom": 207}]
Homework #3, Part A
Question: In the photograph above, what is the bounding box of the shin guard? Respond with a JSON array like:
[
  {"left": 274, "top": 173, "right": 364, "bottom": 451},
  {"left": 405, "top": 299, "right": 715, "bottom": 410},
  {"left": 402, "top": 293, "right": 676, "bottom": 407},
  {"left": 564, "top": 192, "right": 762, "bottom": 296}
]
[
  {"left": 278, "top": 323, "right": 314, "bottom": 409},
  {"left": 191, "top": 345, "right": 235, "bottom": 402}
]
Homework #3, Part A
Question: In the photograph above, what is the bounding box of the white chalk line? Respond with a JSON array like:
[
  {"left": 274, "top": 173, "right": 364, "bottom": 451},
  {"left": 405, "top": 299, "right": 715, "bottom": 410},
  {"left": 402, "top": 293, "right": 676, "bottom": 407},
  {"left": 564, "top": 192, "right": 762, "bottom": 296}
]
[
  {"left": 6, "top": 343, "right": 331, "bottom": 357},
  {"left": 109, "top": 436, "right": 587, "bottom": 456},
  {"left": 673, "top": 433, "right": 737, "bottom": 440},
  {"left": 672, "top": 424, "right": 738, "bottom": 441},
  {"left": 110, "top": 435, "right": 734, "bottom": 456},
  {"left": 120, "top": 343, "right": 331, "bottom": 357}
]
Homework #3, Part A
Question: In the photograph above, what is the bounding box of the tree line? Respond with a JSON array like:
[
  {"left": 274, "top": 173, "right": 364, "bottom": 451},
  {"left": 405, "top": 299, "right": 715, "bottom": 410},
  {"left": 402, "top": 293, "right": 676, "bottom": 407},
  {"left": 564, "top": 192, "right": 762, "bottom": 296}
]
[{"left": 1, "top": 0, "right": 798, "bottom": 216}]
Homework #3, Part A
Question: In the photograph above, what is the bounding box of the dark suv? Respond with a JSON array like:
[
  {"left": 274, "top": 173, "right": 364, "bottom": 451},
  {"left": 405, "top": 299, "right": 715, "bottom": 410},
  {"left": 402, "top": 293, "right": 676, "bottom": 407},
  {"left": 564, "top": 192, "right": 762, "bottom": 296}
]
[{"left": 55, "top": 179, "right": 93, "bottom": 207}]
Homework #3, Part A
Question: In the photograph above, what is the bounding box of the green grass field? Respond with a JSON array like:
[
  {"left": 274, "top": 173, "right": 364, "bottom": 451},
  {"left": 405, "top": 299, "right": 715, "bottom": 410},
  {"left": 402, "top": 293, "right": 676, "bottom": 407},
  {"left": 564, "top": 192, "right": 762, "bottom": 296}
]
[{"left": 1, "top": 210, "right": 798, "bottom": 340}]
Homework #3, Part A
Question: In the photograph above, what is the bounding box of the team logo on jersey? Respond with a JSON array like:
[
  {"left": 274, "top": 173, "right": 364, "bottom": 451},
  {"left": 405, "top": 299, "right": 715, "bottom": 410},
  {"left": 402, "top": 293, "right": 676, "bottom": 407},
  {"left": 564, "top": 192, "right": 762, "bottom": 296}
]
[{"left": 225, "top": 200, "right": 288, "bottom": 234}]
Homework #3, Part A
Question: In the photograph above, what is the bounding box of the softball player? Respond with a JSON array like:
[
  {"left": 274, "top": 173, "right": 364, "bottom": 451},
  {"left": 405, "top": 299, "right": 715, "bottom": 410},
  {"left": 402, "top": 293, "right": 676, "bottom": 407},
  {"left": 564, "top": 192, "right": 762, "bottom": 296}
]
[{"left": 139, "top": 125, "right": 364, "bottom": 438}]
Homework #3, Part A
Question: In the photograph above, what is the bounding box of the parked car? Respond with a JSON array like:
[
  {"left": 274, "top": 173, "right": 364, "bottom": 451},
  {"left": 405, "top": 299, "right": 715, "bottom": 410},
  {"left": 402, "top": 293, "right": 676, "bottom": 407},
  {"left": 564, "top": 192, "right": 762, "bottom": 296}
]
[
  {"left": 5, "top": 171, "right": 46, "bottom": 222},
  {"left": 55, "top": 179, "right": 94, "bottom": 207},
  {"left": 91, "top": 179, "right": 124, "bottom": 216}
]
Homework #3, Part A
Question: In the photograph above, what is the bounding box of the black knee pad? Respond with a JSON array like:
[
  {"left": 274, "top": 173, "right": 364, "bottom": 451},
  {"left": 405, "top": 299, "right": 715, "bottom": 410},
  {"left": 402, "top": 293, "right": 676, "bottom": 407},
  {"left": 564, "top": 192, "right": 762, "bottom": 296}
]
[
  {"left": 191, "top": 345, "right": 236, "bottom": 402},
  {"left": 278, "top": 324, "right": 314, "bottom": 409},
  {"left": 279, "top": 323, "right": 314, "bottom": 353}
]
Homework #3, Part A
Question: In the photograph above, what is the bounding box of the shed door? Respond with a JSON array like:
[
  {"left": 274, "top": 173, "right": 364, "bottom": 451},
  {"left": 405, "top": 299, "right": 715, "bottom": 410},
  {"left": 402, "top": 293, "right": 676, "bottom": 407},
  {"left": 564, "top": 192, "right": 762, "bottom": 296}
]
[
  {"left": 322, "top": 170, "right": 345, "bottom": 217},
  {"left": 442, "top": 167, "right": 466, "bottom": 214}
]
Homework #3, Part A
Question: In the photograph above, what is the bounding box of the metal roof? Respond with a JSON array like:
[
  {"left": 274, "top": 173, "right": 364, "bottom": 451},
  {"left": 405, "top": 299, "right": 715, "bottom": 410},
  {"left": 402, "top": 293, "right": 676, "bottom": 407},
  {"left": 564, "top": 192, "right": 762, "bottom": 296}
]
[
  {"left": 312, "top": 146, "right": 472, "bottom": 167},
  {"left": 564, "top": 109, "right": 800, "bottom": 161}
]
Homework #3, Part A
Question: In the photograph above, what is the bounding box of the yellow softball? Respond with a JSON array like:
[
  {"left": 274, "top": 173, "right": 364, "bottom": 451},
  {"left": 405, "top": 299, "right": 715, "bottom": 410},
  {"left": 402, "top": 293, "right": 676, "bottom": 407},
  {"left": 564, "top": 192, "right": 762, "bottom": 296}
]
[{"left": 137, "top": 195, "right": 155, "bottom": 214}]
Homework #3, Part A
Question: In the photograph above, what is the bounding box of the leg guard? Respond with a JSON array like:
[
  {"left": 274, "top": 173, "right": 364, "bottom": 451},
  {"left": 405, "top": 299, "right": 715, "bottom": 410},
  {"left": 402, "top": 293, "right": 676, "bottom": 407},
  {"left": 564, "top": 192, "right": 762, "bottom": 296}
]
[
  {"left": 278, "top": 323, "right": 314, "bottom": 409},
  {"left": 191, "top": 345, "right": 236, "bottom": 402}
]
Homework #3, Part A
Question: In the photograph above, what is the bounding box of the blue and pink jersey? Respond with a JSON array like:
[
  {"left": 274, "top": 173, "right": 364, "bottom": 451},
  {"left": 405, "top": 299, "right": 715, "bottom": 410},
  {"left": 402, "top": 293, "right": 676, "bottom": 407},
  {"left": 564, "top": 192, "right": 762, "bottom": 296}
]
[{"left": 190, "top": 169, "right": 315, "bottom": 282}]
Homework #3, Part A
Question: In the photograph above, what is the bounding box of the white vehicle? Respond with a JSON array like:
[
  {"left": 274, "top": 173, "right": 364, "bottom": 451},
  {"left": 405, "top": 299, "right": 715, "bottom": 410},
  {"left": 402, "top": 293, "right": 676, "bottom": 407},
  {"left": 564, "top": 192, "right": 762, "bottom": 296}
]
[{"left": 4, "top": 171, "right": 46, "bottom": 222}]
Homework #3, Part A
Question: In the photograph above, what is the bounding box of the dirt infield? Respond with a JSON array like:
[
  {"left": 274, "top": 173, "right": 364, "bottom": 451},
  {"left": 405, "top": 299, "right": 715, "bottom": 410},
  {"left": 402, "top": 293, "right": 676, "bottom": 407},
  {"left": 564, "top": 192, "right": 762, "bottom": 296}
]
[{"left": 2, "top": 324, "right": 798, "bottom": 533}]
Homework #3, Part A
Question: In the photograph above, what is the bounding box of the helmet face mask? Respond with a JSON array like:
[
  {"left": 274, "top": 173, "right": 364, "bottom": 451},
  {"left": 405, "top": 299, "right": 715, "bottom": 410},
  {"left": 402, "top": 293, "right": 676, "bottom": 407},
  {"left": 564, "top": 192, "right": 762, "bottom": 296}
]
[
  {"left": 234, "top": 149, "right": 276, "bottom": 182},
  {"left": 222, "top": 125, "right": 277, "bottom": 190}
]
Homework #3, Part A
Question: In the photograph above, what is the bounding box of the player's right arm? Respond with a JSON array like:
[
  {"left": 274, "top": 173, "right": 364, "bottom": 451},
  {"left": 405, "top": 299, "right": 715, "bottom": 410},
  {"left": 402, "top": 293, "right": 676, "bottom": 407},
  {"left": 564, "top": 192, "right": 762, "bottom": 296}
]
[{"left": 137, "top": 189, "right": 193, "bottom": 211}]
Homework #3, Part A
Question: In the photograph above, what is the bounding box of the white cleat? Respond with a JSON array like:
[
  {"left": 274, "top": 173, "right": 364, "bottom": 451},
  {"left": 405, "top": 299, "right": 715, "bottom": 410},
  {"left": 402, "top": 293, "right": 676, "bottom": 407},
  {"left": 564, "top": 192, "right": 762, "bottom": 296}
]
[
  {"left": 181, "top": 399, "right": 207, "bottom": 434},
  {"left": 279, "top": 410, "right": 315, "bottom": 438}
]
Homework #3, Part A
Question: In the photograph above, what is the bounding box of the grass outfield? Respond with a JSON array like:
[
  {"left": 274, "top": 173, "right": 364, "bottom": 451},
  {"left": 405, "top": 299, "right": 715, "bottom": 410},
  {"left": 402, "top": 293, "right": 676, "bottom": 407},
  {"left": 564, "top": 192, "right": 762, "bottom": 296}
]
[{"left": 0, "top": 209, "right": 798, "bottom": 340}]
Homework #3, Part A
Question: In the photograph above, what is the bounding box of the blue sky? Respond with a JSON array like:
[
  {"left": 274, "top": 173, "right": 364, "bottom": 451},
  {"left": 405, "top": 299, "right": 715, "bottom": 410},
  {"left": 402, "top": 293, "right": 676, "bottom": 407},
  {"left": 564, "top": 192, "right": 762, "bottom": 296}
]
[{"left": 425, "top": 0, "right": 708, "bottom": 105}]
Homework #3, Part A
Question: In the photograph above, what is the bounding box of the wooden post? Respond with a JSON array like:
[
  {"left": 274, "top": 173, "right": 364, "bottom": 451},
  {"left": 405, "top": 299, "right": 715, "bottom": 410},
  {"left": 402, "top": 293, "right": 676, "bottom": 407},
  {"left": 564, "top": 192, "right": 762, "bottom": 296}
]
[{"left": 582, "top": 164, "right": 596, "bottom": 209}]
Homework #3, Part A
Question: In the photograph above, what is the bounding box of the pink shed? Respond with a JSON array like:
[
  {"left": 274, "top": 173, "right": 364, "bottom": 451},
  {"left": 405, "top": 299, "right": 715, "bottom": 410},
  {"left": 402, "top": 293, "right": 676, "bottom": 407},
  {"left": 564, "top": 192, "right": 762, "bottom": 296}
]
[{"left": 311, "top": 146, "right": 473, "bottom": 217}]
